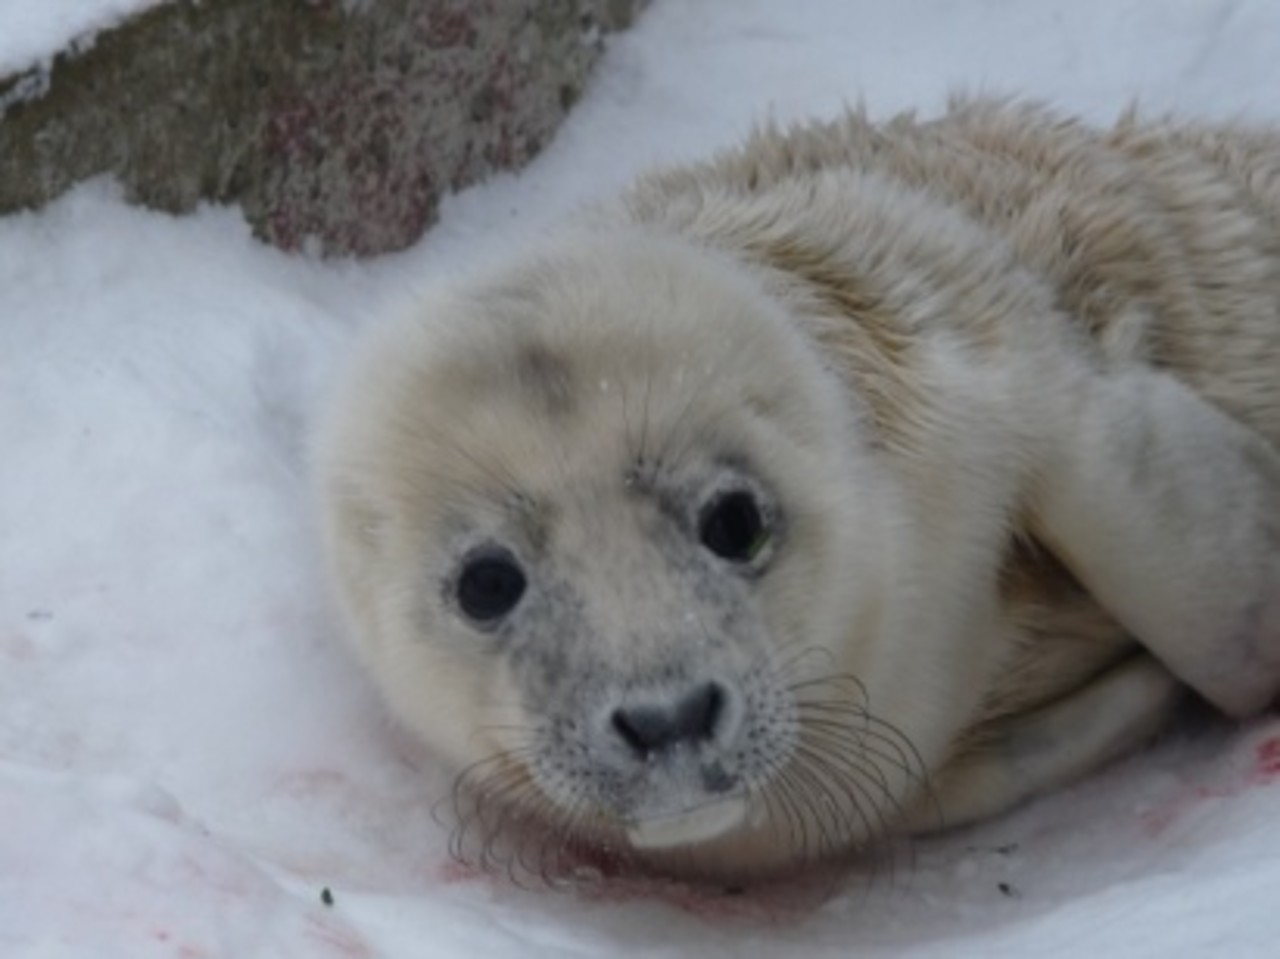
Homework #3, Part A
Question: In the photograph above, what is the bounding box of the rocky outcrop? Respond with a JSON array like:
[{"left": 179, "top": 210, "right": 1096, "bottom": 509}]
[{"left": 0, "top": 0, "right": 644, "bottom": 255}]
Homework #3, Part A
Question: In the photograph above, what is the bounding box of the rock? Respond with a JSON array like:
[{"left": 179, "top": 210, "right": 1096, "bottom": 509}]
[{"left": 0, "top": 0, "right": 645, "bottom": 256}]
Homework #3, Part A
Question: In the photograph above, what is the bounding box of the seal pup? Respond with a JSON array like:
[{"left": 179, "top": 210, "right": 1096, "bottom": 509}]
[{"left": 317, "top": 99, "right": 1280, "bottom": 883}]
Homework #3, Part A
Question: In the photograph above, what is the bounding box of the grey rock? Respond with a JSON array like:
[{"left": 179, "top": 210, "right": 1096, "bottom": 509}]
[{"left": 0, "top": 0, "right": 645, "bottom": 255}]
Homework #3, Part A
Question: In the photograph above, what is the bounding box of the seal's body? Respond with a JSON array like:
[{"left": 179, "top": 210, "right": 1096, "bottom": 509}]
[{"left": 318, "top": 100, "right": 1280, "bottom": 882}]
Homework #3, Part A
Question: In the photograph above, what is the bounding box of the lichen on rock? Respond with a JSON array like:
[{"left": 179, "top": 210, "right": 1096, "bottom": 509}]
[{"left": 0, "top": 0, "right": 646, "bottom": 256}]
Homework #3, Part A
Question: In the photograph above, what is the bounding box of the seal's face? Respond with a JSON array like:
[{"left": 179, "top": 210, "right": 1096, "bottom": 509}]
[{"left": 321, "top": 231, "right": 923, "bottom": 880}]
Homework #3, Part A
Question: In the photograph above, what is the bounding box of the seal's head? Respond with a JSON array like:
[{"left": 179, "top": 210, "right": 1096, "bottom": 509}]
[{"left": 318, "top": 227, "right": 934, "bottom": 882}]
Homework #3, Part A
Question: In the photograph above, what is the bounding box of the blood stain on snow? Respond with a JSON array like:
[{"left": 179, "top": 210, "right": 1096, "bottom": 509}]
[
  {"left": 304, "top": 914, "right": 376, "bottom": 959},
  {"left": 1140, "top": 731, "right": 1280, "bottom": 836},
  {"left": 147, "top": 933, "right": 206, "bottom": 959},
  {"left": 437, "top": 859, "right": 486, "bottom": 885},
  {"left": 572, "top": 870, "right": 837, "bottom": 925},
  {"left": 434, "top": 852, "right": 827, "bottom": 924},
  {"left": 0, "top": 630, "right": 36, "bottom": 661},
  {"left": 1252, "top": 737, "right": 1280, "bottom": 783}
]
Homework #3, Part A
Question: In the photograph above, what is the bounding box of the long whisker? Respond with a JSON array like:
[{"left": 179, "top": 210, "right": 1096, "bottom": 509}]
[{"left": 444, "top": 663, "right": 934, "bottom": 894}]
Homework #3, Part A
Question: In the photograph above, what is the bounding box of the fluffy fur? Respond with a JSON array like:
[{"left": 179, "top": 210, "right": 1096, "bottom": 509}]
[{"left": 317, "top": 99, "right": 1280, "bottom": 883}]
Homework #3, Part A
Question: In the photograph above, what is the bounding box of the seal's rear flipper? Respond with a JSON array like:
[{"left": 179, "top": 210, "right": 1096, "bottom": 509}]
[{"left": 1032, "top": 368, "right": 1280, "bottom": 718}]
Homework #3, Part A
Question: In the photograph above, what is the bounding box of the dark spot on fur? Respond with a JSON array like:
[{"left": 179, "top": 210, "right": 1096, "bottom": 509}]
[{"left": 513, "top": 341, "right": 576, "bottom": 416}]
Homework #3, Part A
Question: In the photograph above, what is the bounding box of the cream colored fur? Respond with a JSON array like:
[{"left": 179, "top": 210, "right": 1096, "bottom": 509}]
[{"left": 317, "top": 99, "right": 1280, "bottom": 881}]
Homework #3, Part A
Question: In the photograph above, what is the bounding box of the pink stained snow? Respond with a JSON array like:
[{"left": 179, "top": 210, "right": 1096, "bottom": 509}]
[{"left": 3, "top": 1, "right": 1280, "bottom": 956}]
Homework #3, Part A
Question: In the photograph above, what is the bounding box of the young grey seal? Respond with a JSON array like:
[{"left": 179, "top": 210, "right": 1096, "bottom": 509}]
[{"left": 317, "top": 99, "right": 1280, "bottom": 882}]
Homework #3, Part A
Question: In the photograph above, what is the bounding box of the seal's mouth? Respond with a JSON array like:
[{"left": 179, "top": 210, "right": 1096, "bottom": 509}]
[{"left": 626, "top": 794, "right": 751, "bottom": 849}]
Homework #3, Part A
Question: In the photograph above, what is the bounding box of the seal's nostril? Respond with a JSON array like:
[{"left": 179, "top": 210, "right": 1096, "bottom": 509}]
[
  {"left": 610, "top": 682, "right": 727, "bottom": 757},
  {"left": 679, "top": 681, "right": 725, "bottom": 742},
  {"left": 611, "top": 705, "right": 666, "bottom": 756}
]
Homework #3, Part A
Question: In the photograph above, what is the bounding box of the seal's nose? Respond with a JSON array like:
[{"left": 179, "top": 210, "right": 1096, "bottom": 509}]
[{"left": 610, "top": 682, "right": 725, "bottom": 757}]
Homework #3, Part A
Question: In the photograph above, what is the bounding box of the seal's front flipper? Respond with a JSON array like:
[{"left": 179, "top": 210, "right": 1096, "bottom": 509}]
[
  {"left": 904, "top": 654, "right": 1182, "bottom": 832},
  {"left": 1032, "top": 369, "right": 1280, "bottom": 718}
]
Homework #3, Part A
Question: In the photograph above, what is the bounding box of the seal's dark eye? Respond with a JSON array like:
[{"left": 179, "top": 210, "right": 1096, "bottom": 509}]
[
  {"left": 456, "top": 550, "right": 527, "bottom": 623},
  {"left": 699, "top": 490, "right": 769, "bottom": 564}
]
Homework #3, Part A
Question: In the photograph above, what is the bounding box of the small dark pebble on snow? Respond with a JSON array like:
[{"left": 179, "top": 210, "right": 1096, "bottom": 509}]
[{"left": 321, "top": 887, "right": 335, "bottom": 906}]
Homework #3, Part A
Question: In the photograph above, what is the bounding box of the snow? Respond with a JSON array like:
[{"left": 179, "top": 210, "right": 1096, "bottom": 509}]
[
  {"left": 2, "top": 0, "right": 1279, "bottom": 956},
  {"left": 0, "top": 0, "right": 165, "bottom": 77}
]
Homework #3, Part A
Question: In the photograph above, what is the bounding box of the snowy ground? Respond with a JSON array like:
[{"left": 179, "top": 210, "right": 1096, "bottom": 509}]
[{"left": 3, "top": 1, "right": 1280, "bottom": 956}]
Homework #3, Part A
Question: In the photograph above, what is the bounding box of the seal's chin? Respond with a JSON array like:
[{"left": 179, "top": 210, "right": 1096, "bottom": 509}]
[{"left": 626, "top": 795, "right": 750, "bottom": 850}]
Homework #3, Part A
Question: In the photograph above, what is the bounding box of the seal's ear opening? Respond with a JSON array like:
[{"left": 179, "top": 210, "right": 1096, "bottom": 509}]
[{"left": 1030, "top": 367, "right": 1280, "bottom": 718}]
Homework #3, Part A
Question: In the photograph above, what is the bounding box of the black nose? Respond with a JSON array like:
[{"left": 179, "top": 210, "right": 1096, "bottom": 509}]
[{"left": 610, "top": 682, "right": 726, "bottom": 757}]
